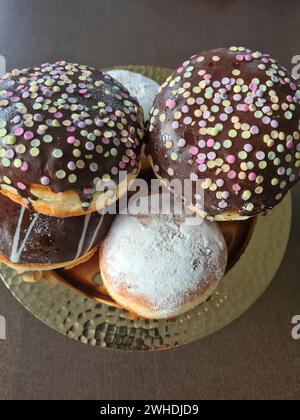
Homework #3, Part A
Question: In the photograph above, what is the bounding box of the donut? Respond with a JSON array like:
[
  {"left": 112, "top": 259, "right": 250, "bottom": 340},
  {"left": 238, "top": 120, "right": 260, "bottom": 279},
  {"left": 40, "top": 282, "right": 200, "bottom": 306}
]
[
  {"left": 148, "top": 47, "right": 300, "bottom": 220},
  {"left": 106, "top": 70, "right": 159, "bottom": 121},
  {"left": 0, "top": 61, "right": 145, "bottom": 217},
  {"left": 100, "top": 212, "right": 227, "bottom": 319},
  {"left": 0, "top": 193, "right": 114, "bottom": 272}
]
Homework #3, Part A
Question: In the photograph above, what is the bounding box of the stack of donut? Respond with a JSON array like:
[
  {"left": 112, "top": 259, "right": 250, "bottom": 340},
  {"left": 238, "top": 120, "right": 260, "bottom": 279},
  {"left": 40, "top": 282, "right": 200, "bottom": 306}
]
[
  {"left": 0, "top": 61, "right": 145, "bottom": 272},
  {"left": 99, "top": 47, "right": 300, "bottom": 319},
  {"left": 1, "top": 47, "right": 299, "bottom": 320}
]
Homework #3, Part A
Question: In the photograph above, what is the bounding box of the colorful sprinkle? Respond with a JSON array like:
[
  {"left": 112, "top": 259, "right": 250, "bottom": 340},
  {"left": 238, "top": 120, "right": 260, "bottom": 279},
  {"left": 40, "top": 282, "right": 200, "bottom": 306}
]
[
  {"left": 166, "top": 99, "right": 176, "bottom": 110},
  {"left": 41, "top": 176, "right": 50, "bottom": 186}
]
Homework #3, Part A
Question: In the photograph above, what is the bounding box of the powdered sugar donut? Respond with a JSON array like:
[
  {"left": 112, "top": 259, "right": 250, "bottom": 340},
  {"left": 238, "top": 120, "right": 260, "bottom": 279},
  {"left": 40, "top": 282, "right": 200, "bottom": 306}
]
[
  {"left": 106, "top": 70, "right": 159, "bottom": 121},
  {"left": 100, "top": 213, "right": 227, "bottom": 319}
]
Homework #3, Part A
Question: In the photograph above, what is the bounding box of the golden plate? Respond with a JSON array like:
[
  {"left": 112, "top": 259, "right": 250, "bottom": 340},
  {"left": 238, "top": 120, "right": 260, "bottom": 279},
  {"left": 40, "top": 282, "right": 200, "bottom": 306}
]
[{"left": 0, "top": 66, "right": 293, "bottom": 350}]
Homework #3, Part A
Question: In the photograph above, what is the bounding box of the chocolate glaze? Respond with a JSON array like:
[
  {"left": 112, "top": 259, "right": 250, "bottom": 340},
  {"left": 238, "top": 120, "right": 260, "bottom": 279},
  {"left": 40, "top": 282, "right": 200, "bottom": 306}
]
[
  {"left": 148, "top": 48, "right": 300, "bottom": 217},
  {"left": 0, "top": 193, "right": 114, "bottom": 265},
  {"left": 0, "top": 62, "right": 144, "bottom": 205}
]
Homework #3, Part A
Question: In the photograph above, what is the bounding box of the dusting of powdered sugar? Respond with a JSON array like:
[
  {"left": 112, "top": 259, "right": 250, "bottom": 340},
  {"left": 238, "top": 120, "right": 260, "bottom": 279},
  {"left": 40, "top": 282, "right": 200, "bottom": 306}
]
[
  {"left": 106, "top": 70, "right": 159, "bottom": 121},
  {"left": 102, "top": 213, "right": 227, "bottom": 313}
]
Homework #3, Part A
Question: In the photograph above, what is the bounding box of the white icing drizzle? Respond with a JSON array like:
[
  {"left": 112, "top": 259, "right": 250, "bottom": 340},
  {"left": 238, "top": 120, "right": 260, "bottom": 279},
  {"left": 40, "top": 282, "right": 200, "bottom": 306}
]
[
  {"left": 86, "top": 213, "right": 104, "bottom": 252},
  {"left": 10, "top": 206, "right": 39, "bottom": 263},
  {"left": 75, "top": 214, "right": 91, "bottom": 260}
]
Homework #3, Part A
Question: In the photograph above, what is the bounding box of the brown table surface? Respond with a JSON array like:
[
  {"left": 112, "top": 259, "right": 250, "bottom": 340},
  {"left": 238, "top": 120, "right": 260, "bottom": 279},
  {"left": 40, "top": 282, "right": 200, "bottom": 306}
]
[{"left": 0, "top": 0, "right": 300, "bottom": 400}]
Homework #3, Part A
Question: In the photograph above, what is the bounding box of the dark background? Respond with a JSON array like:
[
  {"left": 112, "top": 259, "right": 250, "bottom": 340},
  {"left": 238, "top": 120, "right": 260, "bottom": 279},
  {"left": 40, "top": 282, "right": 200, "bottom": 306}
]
[{"left": 0, "top": 0, "right": 300, "bottom": 400}]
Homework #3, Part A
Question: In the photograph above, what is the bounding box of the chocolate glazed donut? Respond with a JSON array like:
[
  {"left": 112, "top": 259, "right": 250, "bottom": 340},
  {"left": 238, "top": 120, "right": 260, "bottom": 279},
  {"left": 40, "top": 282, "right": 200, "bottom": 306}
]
[
  {"left": 0, "top": 194, "right": 114, "bottom": 266},
  {"left": 148, "top": 47, "right": 300, "bottom": 220},
  {"left": 0, "top": 62, "right": 145, "bottom": 217}
]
